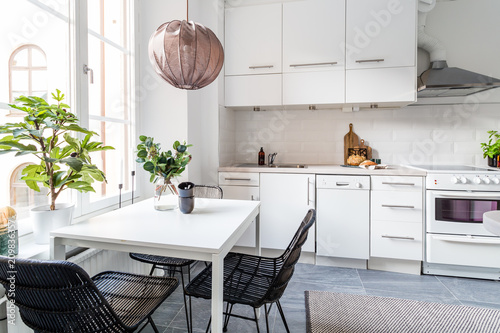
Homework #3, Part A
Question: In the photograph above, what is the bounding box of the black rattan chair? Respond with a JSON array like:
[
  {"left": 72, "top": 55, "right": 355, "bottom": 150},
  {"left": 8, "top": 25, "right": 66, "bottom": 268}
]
[
  {"left": 0, "top": 256, "right": 178, "bottom": 333},
  {"left": 185, "top": 209, "right": 316, "bottom": 333},
  {"left": 129, "top": 184, "right": 223, "bottom": 333}
]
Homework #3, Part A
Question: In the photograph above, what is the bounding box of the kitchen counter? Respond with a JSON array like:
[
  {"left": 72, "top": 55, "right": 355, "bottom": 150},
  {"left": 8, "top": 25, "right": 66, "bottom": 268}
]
[{"left": 218, "top": 164, "right": 426, "bottom": 176}]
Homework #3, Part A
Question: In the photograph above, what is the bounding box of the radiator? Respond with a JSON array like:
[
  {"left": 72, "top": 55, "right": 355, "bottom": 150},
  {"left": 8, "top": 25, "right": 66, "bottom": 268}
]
[{"left": 67, "top": 248, "right": 150, "bottom": 276}]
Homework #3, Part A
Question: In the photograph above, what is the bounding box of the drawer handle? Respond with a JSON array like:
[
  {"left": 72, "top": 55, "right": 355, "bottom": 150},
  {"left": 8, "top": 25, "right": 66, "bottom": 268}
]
[
  {"left": 381, "top": 182, "right": 416, "bottom": 186},
  {"left": 336, "top": 182, "right": 350, "bottom": 186},
  {"left": 249, "top": 65, "right": 274, "bottom": 69},
  {"left": 225, "top": 178, "right": 252, "bottom": 181},
  {"left": 382, "top": 235, "right": 415, "bottom": 241},
  {"left": 381, "top": 204, "right": 415, "bottom": 209},
  {"left": 290, "top": 62, "right": 338, "bottom": 67},
  {"left": 355, "top": 58, "right": 385, "bottom": 63},
  {"left": 432, "top": 234, "right": 500, "bottom": 245}
]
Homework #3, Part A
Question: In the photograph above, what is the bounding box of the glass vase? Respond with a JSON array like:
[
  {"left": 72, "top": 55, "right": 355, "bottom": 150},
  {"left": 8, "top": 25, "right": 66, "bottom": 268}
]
[{"left": 154, "top": 177, "right": 178, "bottom": 211}]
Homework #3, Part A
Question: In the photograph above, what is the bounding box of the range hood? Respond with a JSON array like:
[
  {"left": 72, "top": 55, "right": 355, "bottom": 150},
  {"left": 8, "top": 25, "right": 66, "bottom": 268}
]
[{"left": 417, "top": 6, "right": 500, "bottom": 98}]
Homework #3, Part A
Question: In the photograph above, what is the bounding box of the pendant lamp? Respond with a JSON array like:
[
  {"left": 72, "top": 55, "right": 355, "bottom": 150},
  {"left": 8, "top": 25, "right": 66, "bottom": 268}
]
[{"left": 149, "top": 18, "right": 224, "bottom": 90}]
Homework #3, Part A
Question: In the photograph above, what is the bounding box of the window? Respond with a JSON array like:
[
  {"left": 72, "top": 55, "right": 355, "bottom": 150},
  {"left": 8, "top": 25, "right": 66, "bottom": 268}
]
[
  {"left": 9, "top": 44, "right": 48, "bottom": 105},
  {"left": 0, "top": 0, "right": 136, "bottom": 220},
  {"left": 10, "top": 163, "right": 49, "bottom": 220}
]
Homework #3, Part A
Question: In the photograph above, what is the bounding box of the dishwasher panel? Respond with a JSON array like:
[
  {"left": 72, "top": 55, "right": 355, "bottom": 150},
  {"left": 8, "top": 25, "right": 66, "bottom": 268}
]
[{"left": 316, "top": 175, "right": 370, "bottom": 259}]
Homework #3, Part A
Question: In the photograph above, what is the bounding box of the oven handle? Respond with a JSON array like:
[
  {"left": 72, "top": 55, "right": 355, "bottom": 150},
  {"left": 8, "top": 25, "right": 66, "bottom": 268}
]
[
  {"left": 436, "top": 192, "right": 500, "bottom": 200},
  {"left": 431, "top": 234, "right": 500, "bottom": 245}
]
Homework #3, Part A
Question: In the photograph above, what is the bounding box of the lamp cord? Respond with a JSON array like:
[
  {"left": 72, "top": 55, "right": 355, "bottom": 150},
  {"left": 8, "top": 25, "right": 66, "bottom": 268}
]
[{"left": 187, "top": 0, "right": 189, "bottom": 21}]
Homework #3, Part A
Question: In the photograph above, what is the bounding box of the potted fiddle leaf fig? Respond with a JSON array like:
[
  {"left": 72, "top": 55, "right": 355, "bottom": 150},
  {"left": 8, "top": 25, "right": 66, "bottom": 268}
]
[
  {"left": 481, "top": 130, "right": 500, "bottom": 167},
  {"left": 0, "top": 90, "right": 114, "bottom": 243},
  {"left": 135, "top": 135, "right": 192, "bottom": 210}
]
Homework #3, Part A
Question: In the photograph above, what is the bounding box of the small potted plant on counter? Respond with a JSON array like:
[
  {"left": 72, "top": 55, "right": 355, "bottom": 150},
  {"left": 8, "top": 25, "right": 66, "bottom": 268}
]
[
  {"left": 481, "top": 130, "right": 500, "bottom": 167},
  {"left": 135, "top": 135, "right": 192, "bottom": 210},
  {"left": 0, "top": 90, "right": 114, "bottom": 243}
]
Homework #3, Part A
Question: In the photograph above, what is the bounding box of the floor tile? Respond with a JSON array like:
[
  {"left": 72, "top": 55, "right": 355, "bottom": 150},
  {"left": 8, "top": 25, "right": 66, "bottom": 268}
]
[{"left": 437, "top": 275, "right": 500, "bottom": 305}]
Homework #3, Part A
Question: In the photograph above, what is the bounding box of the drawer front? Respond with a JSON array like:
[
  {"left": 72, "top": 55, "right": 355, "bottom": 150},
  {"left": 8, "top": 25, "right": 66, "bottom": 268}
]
[
  {"left": 371, "top": 176, "right": 423, "bottom": 191},
  {"left": 219, "top": 172, "right": 259, "bottom": 186},
  {"left": 371, "top": 191, "right": 423, "bottom": 223},
  {"left": 426, "top": 234, "right": 500, "bottom": 268},
  {"left": 371, "top": 220, "right": 423, "bottom": 260}
]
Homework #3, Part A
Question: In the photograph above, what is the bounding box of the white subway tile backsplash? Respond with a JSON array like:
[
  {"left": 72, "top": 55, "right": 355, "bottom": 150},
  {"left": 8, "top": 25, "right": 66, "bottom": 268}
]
[{"left": 222, "top": 103, "right": 498, "bottom": 166}]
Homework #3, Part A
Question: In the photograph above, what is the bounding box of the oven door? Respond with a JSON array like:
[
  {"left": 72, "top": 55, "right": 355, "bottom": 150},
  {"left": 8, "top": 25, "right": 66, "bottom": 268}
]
[{"left": 427, "top": 190, "right": 500, "bottom": 236}]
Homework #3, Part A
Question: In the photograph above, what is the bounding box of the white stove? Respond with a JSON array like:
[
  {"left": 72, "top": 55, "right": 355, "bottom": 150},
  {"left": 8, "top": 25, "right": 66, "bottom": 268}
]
[
  {"left": 407, "top": 165, "right": 500, "bottom": 280},
  {"left": 407, "top": 165, "right": 500, "bottom": 191}
]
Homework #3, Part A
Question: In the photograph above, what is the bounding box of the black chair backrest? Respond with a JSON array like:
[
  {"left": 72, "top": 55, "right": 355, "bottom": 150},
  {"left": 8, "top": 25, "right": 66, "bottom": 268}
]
[
  {"left": 0, "top": 256, "right": 126, "bottom": 332},
  {"left": 194, "top": 185, "right": 223, "bottom": 199},
  {"left": 264, "top": 209, "right": 316, "bottom": 302}
]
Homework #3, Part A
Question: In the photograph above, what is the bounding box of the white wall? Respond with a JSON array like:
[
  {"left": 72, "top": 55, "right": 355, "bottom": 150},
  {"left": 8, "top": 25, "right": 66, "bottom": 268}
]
[{"left": 137, "top": 0, "right": 188, "bottom": 197}]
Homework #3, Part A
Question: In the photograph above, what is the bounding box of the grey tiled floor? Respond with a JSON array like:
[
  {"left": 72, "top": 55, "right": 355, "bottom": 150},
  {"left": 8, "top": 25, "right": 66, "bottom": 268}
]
[{"left": 144, "top": 262, "right": 500, "bottom": 333}]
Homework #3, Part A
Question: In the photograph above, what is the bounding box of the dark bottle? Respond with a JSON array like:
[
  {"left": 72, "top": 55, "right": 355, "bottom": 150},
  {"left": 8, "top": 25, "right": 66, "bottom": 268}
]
[{"left": 258, "top": 147, "right": 265, "bottom": 165}]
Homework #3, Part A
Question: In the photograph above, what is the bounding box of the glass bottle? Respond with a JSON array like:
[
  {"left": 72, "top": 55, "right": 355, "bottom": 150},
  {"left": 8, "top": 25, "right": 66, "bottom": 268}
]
[{"left": 258, "top": 147, "right": 265, "bottom": 165}]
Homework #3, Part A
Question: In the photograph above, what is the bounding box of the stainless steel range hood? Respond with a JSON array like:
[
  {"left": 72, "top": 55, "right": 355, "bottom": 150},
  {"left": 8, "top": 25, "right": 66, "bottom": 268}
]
[
  {"left": 418, "top": 60, "right": 500, "bottom": 98},
  {"left": 417, "top": 4, "right": 500, "bottom": 98}
]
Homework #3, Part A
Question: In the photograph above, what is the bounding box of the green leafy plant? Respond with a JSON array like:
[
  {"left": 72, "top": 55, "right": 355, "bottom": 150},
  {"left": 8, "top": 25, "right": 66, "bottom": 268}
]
[
  {"left": 0, "top": 90, "right": 114, "bottom": 210},
  {"left": 481, "top": 130, "right": 500, "bottom": 159},
  {"left": 135, "top": 135, "right": 192, "bottom": 186}
]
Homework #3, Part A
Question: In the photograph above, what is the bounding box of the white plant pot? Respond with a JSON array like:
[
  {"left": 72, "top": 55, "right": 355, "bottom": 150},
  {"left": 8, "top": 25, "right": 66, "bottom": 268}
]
[{"left": 31, "top": 203, "right": 74, "bottom": 245}]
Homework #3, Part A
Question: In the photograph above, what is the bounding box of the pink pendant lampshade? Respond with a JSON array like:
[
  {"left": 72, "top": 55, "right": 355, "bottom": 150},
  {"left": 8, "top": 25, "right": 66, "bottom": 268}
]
[{"left": 149, "top": 20, "right": 224, "bottom": 90}]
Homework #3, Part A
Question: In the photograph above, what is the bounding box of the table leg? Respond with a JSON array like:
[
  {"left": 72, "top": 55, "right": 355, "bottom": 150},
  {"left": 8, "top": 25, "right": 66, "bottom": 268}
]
[
  {"left": 255, "top": 213, "right": 261, "bottom": 257},
  {"left": 211, "top": 253, "right": 224, "bottom": 332},
  {"left": 50, "top": 236, "right": 65, "bottom": 260}
]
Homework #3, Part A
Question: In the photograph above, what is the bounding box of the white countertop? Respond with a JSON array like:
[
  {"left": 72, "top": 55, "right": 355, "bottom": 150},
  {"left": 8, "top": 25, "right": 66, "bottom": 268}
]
[{"left": 219, "top": 164, "right": 426, "bottom": 176}]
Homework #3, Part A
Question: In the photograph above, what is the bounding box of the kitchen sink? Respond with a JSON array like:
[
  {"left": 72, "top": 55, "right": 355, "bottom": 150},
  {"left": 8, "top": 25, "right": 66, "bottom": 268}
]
[
  {"left": 268, "top": 164, "right": 307, "bottom": 168},
  {"left": 236, "top": 163, "right": 307, "bottom": 168}
]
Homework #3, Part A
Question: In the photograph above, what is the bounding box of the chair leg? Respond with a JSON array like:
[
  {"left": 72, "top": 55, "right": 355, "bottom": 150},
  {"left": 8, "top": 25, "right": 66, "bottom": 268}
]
[
  {"left": 148, "top": 264, "right": 157, "bottom": 276},
  {"left": 205, "top": 317, "right": 211, "bottom": 333},
  {"left": 223, "top": 302, "right": 233, "bottom": 332},
  {"left": 253, "top": 308, "right": 261, "bottom": 333},
  {"left": 180, "top": 266, "right": 191, "bottom": 333},
  {"left": 276, "top": 300, "right": 290, "bottom": 333},
  {"left": 264, "top": 303, "right": 270, "bottom": 333},
  {"left": 137, "top": 317, "right": 159, "bottom": 333}
]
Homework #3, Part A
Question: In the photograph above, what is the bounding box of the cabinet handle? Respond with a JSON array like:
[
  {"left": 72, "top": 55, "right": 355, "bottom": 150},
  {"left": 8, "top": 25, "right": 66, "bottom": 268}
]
[
  {"left": 355, "top": 58, "right": 385, "bottom": 63},
  {"left": 225, "top": 178, "right": 251, "bottom": 181},
  {"left": 382, "top": 235, "right": 415, "bottom": 240},
  {"left": 251, "top": 195, "right": 254, "bottom": 201},
  {"left": 336, "top": 182, "right": 350, "bottom": 186},
  {"left": 289, "top": 62, "right": 338, "bottom": 68},
  {"left": 381, "top": 182, "right": 415, "bottom": 186},
  {"left": 381, "top": 204, "right": 415, "bottom": 209},
  {"left": 249, "top": 65, "right": 274, "bottom": 69}
]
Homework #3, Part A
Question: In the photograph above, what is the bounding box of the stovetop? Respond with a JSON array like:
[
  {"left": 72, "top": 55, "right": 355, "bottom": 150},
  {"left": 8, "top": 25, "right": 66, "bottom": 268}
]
[
  {"left": 406, "top": 165, "right": 500, "bottom": 190},
  {"left": 408, "top": 165, "right": 500, "bottom": 173}
]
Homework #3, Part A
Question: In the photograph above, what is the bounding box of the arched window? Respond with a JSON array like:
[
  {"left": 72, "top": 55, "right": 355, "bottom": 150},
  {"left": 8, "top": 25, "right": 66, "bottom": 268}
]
[
  {"left": 10, "top": 163, "right": 49, "bottom": 220},
  {"left": 8, "top": 44, "right": 48, "bottom": 115}
]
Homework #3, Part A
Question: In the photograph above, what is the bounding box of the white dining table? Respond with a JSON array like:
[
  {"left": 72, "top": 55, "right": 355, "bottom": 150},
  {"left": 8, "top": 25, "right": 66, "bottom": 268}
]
[{"left": 50, "top": 198, "right": 261, "bottom": 333}]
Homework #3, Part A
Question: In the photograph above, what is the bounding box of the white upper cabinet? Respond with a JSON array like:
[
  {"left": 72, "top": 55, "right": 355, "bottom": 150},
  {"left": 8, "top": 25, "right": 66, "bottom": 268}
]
[
  {"left": 282, "top": 0, "right": 346, "bottom": 105},
  {"left": 345, "top": 0, "right": 417, "bottom": 69},
  {"left": 225, "top": 3, "right": 282, "bottom": 76},
  {"left": 283, "top": 0, "right": 345, "bottom": 73}
]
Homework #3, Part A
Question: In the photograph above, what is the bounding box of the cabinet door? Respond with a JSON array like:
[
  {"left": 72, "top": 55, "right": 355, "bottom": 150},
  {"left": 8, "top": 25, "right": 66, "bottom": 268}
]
[
  {"left": 225, "top": 74, "right": 282, "bottom": 107},
  {"left": 220, "top": 185, "right": 259, "bottom": 247},
  {"left": 345, "top": 0, "right": 416, "bottom": 69},
  {"left": 283, "top": 71, "right": 345, "bottom": 105},
  {"left": 283, "top": 0, "right": 345, "bottom": 73},
  {"left": 345, "top": 66, "right": 416, "bottom": 104},
  {"left": 260, "top": 173, "right": 315, "bottom": 252},
  {"left": 225, "top": 3, "right": 282, "bottom": 76}
]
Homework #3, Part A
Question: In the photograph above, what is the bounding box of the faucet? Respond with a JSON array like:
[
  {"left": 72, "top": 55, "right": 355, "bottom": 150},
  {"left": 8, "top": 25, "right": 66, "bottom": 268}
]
[{"left": 268, "top": 153, "right": 277, "bottom": 166}]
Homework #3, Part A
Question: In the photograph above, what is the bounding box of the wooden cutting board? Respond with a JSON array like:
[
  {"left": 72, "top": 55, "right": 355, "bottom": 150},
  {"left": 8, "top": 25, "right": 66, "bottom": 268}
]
[
  {"left": 359, "top": 139, "right": 373, "bottom": 161},
  {"left": 343, "top": 123, "right": 359, "bottom": 164}
]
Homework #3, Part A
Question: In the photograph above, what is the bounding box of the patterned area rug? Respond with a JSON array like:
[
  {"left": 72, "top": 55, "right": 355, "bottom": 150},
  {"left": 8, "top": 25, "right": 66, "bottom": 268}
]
[{"left": 305, "top": 291, "right": 500, "bottom": 333}]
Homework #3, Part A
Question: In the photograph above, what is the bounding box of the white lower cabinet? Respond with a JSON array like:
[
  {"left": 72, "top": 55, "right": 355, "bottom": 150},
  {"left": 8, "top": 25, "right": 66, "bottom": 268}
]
[
  {"left": 219, "top": 172, "right": 259, "bottom": 247},
  {"left": 260, "top": 173, "right": 316, "bottom": 252},
  {"left": 370, "top": 176, "right": 424, "bottom": 261}
]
